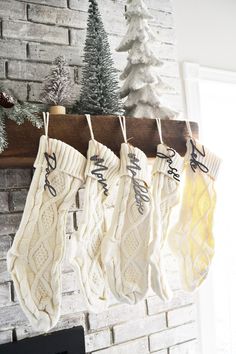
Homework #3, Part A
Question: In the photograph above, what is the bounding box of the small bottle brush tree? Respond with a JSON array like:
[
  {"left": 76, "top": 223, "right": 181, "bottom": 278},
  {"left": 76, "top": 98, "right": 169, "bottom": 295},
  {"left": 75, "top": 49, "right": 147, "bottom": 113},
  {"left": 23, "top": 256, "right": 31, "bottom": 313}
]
[
  {"left": 40, "top": 56, "right": 74, "bottom": 114},
  {"left": 73, "top": 0, "right": 122, "bottom": 115},
  {"left": 117, "top": 0, "right": 177, "bottom": 119}
]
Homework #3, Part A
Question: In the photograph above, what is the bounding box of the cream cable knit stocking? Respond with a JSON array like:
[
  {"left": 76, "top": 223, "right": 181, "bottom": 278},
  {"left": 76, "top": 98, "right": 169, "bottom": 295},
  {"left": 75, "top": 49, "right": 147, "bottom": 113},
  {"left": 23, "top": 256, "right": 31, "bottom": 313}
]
[
  {"left": 102, "top": 143, "right": 152, "bottom": 304},
  {"left": 150, "top": 144, "right": 183, "bottom": 301},
  {"left": 169, "top": 138, "right": 221, "bottom": 291},
  {"left": 7, "top": 136, "right": 86, "bottom": 331},
  {"left": 70, "top": 139, "right": 120, "bottom": 312}
]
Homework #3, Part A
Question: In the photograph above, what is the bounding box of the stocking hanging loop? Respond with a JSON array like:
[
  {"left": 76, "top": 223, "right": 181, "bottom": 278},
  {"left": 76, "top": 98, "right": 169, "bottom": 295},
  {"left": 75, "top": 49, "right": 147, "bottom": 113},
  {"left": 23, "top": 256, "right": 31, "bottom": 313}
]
[
  {"left": 43, "top": 112, "right": 50, "bottom": 139},
  {"left": 118, "top": 115, "right": 128, "bottom": 144},
  {"left": 155, "top": 118, "right": 164, "bottom": 145},
  {"left": 185, "top": 119, "right": 193, "bottom": 138},
  {"left": 85, "top": 114, "right": 95, "bottom": 140},
  {"left": 43, "top": 112, "right": 50, "bottom": 153}
]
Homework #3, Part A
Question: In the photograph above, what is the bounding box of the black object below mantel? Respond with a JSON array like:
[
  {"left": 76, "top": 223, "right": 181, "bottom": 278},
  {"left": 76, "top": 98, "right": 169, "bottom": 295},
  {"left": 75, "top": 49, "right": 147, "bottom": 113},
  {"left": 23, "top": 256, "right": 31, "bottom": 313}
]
[{"left": 0, "top": 326, "right": 85, "bottom": 354}]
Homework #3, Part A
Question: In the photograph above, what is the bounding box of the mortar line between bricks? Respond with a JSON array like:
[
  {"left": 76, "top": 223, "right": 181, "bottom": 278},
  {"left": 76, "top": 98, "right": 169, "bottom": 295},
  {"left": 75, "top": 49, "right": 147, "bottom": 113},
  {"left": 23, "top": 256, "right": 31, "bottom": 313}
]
[
  {"left": 0, "top": 211, "right": 22, "bottom": 216},
  {"left": 25, "top": 17, "right": 86, "bottom": 31},
  {"left": 26, "top": 4, "right": 30, "bottom": 21},
  {"left": 166, "top": 302, "right": 196, "bottom": 313},
  {"left": 68, "top": 28, "right": 71, "bottom": 46},
  {"left": 167, "top": 336, "right": 198, "bottom": 351},
  {"left": 159, "top": 320, "right": 197, "bottom": 333},
  {"left": 147, "top": 302, "right": 195, "bottom": 317},
  {"left": 144, "top": 298, "right": 149, "bottom": 316},
  {"left": 167, "top": 319, "right": 196, "bottom": 329},
  {"left": 0, "top": 188, "right": 29, "bottom": 192},
  {"left": 9, "top": 281, "right": 15, "bottom": 302},
  {"left": 1, "top": 41, "right": 73, "bottom": 49},
  {"left": 165, "top": 311, "right": 168, "bottom": 327},
  {"left": 2, "top": 77, "right": 44, "bottom": 84},
  {"left": 14, "top": 0, "right": 67, "bottom": 9},
  {"left": 25, "top": 2, "right": 72, "bottom": 11},
  {"left": 148, "top": 334, "right": 151, "bottom": 352},
  {"left": 26, "top": 42, "right": 30, "bottom": 58},
  {"left": 6, "top": 57, "right": 82, "bottom": 67},
  {"left": 85, "top": 312, "right": 90, "bottom": 332},
  {"left": 5, "top": 18, "right": 70, "bottom": 29},
  {"left": 12, "top": 328, "right": 17, "bottom": 342},
  {"left": 153, "top": 8, "right": 173, "bottom": 15},
  {"left": 169, "top": 338, "right": 198, "bottom": 348},
  {"left": 1, "top": 36, "right": 69, "bottom": 47},
  {"left": 7, "top": 190, "right": 13, "bottom": 213},
  {"left": 110, "top": 326, "right": 115, "bottom": 345}
]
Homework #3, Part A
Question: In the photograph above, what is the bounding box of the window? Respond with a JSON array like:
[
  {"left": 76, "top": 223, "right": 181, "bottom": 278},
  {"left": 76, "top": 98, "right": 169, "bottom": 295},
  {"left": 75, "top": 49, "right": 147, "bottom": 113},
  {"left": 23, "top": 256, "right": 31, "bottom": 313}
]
[{"left": 184, "top": 63, "right": 236, "bottom": 354}]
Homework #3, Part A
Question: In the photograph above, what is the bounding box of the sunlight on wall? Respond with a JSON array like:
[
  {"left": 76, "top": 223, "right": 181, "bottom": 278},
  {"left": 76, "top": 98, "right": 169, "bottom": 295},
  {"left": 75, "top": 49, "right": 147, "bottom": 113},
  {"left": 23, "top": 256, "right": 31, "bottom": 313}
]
[{"left": 199, "top": 79, "right": 236, "bottom": 354}]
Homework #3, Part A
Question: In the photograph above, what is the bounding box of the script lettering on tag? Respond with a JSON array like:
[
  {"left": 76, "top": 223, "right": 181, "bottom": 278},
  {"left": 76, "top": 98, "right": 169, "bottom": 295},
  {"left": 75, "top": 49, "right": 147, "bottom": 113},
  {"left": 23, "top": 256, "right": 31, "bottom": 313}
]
[
  {"left": 189, "top": 139, "right": 209, "bottom": 173},
  {"left": 44, "top": 152, "right": 57, "bottom": 197},
  {"left": 156, "top": 148, "right": 180, "bottom": 182},
  {"left": 91, "top": 155, "right": 109, "bottom": 196},
  {"left": 127, "top": 153, "right": 150, "bottom": 215}
]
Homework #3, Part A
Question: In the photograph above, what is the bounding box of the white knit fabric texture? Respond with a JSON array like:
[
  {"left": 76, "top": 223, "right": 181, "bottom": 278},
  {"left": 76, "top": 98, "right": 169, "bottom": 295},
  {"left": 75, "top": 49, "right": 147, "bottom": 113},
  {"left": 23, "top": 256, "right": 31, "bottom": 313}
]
[
  {"left": 169, "top": 138, "right": 221, "bottom": 292},
  {"left": 149, "top": 144, "right": 183, "bottom": 301},
  {"left": 69, "top": 140, "right": 120, "bottom": 312},
  {"left": 7, "top": 136, "right": 86, "bottom": 331},
  {"left": 102, "top": 143, "right": 152, "bottom": 305}
]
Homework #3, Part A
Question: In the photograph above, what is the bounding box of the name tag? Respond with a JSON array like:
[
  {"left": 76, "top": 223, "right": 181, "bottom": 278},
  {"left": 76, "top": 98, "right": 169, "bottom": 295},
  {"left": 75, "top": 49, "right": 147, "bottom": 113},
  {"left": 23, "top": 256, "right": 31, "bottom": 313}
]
[
  {"left": 189, "top": 139, "right": 209, "bottom": 173},
  {"left": 156, "top": 147, "right": 180, "bottom": 182},
  {"left": 90, "top": 155, "right": 109, "bottom": 196},
  {"left": 127, "top": 153, "right": 150, "bottom": 215},
  {"left": 44, "top": 152, "right": 57, "bottom": 197}
]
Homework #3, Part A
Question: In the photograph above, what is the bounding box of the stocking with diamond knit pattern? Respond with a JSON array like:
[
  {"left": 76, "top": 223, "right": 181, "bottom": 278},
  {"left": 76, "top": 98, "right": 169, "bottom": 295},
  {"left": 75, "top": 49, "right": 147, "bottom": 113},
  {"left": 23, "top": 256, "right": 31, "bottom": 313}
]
[
  {"left": 7, "top": 135, "right": 86, "bottom": 331},
  {"left": 149, "top": 144, "right": 183, "bottom": 301},
  {"left": 169, "top": 138, "right": 221, "bottom": 291},
  {"left": 102, "top": 143, "right": 152, "bottom": 304},
  {"left": 70, "top": 139, "right": 120, "bottom": 312}
]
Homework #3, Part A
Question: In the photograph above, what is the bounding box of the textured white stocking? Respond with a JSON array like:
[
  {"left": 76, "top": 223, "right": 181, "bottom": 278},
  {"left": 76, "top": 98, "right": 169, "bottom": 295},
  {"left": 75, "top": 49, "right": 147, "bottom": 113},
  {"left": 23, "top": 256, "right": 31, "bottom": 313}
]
[
  {"left": 150, "top": 144, "right": 183, "bottom": 301},
  {"left": 7, "top": 136, "right": 86, "bottom": 331},
  {"left": 102, "top": 143, "right": 152, "bottom": 304},
  {"left": 169, "top": 138, "right": 221, "bottom": 291},
  {"left": 70, "top": 140, "right": 120, "bottom": 312}
]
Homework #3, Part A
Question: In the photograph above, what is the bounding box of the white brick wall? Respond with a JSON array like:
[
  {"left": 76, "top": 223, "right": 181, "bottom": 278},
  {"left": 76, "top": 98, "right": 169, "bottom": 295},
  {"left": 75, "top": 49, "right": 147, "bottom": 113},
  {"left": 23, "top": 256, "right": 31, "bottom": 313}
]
[
  {"left": 150, "top": 322, "right": 197, "bottom": 352},
  {"left": 0, "top": 1, "right": 198, "bottom": 353}
]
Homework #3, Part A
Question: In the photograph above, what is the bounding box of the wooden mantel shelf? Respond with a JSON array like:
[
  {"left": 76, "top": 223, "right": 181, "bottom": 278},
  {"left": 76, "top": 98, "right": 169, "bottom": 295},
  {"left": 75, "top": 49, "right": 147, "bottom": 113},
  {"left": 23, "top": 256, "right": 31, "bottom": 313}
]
[{"left": 0, "top": 115, "right": 198, "bottom": 168}]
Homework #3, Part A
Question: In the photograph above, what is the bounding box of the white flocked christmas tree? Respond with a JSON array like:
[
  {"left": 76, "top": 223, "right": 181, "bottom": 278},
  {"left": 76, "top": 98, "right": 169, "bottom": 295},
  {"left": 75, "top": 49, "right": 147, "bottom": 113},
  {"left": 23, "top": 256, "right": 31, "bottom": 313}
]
[{"left": 117, "top": 0, "right": 177, "bottom": 119}]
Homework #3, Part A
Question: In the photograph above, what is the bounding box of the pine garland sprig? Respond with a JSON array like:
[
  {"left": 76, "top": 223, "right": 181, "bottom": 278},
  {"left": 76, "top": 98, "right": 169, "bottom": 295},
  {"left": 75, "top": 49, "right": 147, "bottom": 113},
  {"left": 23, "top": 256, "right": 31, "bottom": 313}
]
[
  {"left": 6, "top": 101, "right": 43, "bottom": 127},
  {"left": 0, "top": 100, "right": 42, "bottom": 153},
  {"left": 0, "top": 115, "right": 7, "bottom": 153}
]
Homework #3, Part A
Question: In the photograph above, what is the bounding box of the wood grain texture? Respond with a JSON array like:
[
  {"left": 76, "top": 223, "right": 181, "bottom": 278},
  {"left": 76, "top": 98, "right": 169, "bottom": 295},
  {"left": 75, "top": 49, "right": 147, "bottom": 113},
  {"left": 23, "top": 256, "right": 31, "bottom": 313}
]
[{"left": 0, "top": 115, "right": 198, "bottom": 168}]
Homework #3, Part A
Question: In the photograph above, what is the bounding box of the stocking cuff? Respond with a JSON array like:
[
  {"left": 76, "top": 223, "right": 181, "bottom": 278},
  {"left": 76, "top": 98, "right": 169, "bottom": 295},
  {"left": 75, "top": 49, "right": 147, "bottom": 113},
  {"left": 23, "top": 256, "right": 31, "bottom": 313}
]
[
  {"left": 34, "top": 135, "right": 86, "bottom": 180},
  {"left": 119, "top": 143, "right": 150, "bottom": 184},
  {"left": 86, "top": 140, "right": 120, "bottom": 183},
  {"left": 186, "top": 138, "right": 221, "bottom": 180},
  {"left": 153, "top": 144, "right": 183, "bottom": 181}
]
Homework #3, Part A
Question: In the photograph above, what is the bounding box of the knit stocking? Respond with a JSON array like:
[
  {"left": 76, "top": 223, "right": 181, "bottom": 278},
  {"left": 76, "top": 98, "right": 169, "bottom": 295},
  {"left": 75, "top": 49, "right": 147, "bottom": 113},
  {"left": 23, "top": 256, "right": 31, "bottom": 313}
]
[
  {"left": 102, "top": 143, "right": 152, "bottom": 304},
  {"left": 69, "top": 140, "right": 120, "bottom": 312},
  {"left": 7, "top": 136, "right": 86, "bottom": 331},
  {"left": 169, "top": 138, "right": 221, "bottom": 291},
  {"left": 149, "top": 144, "right": 183, "bottom": 301}
]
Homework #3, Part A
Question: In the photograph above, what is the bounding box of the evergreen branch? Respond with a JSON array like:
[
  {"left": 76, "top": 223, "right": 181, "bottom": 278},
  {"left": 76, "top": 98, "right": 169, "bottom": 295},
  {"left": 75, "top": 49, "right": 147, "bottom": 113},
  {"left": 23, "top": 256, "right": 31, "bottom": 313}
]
[
  {"left": 0, "top": 113, "right": 7, "bottom": 153},
  {"left": 0, "top": 92, "right": 42, "bottom": 153}
]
